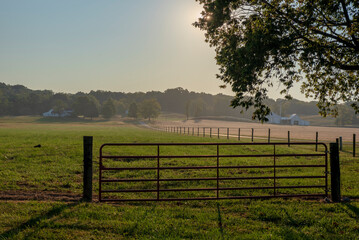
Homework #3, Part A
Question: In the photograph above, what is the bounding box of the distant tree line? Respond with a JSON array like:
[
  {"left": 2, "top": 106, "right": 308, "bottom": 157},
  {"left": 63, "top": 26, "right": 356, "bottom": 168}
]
[{"left": 0, "top": 82, "right": 357, "bottom": 125}]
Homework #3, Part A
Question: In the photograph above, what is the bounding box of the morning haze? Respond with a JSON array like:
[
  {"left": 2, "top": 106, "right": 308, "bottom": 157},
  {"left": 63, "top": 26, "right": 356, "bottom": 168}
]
[{"left": 0, "top": 0, "right": 306, "bottom": 100}]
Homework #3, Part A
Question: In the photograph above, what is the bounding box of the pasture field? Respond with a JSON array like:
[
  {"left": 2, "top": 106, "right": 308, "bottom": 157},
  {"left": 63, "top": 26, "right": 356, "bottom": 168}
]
[{"left": 0, "top": 116, "right": 358, "bottom": 239}]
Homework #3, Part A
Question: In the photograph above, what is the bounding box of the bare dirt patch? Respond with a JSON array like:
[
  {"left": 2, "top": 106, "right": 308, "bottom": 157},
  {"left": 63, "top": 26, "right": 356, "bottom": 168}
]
[{"left": 0, "top": 190, "right": 82, "bottom": 202}]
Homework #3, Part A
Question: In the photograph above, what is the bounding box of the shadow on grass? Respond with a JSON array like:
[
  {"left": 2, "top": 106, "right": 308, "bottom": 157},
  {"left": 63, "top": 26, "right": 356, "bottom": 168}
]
[
  {"left": 0, "top": 202, "right": 79, "bottom": 239},
  {"left": 217, "top": 203, "right": 225, "bottom": 239},
  {"left": 342, "top": 203, "right": 359, "bottom": 219}
]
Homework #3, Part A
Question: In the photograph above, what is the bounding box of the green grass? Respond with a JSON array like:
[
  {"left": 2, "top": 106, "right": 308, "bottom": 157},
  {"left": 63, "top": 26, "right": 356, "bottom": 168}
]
[{"left": 0, "top": 116, "right": 358, "bottom": 239}]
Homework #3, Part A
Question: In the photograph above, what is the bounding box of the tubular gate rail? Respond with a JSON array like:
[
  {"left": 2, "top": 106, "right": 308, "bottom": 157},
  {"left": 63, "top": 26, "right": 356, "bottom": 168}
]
[{"left": 99, "top": 142, "right": 328, "bottom": 202}]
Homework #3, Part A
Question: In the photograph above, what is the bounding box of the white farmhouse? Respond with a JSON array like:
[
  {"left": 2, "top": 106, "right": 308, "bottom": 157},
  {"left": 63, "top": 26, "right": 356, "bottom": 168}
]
[
  {"left": 286, "top": 114, "right": 310, "bottom": 126},
  {"left": 266, "top": 112, "right": 281, "bottom": 124},
  {"left": 266, "top": 113, "right": 310, "bottom": 126},
  {"left": 43, "top": 109, "right": 73, "bottom": 117}
]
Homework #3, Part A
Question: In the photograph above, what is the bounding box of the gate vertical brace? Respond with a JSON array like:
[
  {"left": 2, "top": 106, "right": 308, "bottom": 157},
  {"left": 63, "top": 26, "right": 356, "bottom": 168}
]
[
  {"left": 330, "top": 143, "right": 341, "bottom": 202},
  {"left": 83, "top": 136, "right": 93, "bottom": 202},
  {"left": 217, "top": 144, "right": 219, "bottom": 199},
  {"left": 273, "top": 144, "right": 277, "bottom": 196},
  {"left": 157, "top": 144, "right": 160, "bottom": 201}
]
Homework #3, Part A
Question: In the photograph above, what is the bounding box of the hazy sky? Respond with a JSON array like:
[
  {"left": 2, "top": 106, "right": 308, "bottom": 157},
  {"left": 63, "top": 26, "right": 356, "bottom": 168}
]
[{"left": 0, "top": 0, "right": 306, "bottom": 100}]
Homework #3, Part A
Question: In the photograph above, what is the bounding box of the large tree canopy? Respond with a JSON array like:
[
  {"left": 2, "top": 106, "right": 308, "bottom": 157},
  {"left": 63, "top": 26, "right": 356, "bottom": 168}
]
[{"left": 194, "top": 0, "right": 359, "bottom": 121}]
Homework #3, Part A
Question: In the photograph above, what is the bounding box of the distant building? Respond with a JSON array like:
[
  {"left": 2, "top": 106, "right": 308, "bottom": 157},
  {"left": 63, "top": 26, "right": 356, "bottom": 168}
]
[
  {"left": 266, "top": 113, "right": 310, "bottom": 126},
  {"left": 266, "top": 112, "right": 281, "bottom": 124},
  {"left": 43, "top": 109, "right": 73, "bottom": 117}
]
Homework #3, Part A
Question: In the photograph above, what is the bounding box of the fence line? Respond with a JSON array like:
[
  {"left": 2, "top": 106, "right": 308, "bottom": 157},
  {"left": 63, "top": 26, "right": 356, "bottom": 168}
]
[{"left": 160, "top": 126, "right": 358, "bottom": 156}]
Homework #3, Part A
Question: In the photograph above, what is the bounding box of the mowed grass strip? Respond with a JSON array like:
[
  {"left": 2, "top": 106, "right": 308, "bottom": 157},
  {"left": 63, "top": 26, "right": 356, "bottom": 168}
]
[{"left": 0, "top": 117, "right": 359, "bottom": 239}]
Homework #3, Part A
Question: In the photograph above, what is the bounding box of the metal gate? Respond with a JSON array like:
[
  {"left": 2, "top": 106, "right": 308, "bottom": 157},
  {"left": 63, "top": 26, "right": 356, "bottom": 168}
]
[{"left": 99, "top": 142, "right": 328, "bottom": 202}]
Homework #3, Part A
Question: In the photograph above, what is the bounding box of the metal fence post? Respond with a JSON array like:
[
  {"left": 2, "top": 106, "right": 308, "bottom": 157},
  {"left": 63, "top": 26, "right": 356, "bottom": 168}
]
[
  {"left": 83, "top": 136, "right": 93, "bottom": 202},
  {"left": 339, "top": 137, "right": 343, "bottom": 151},
  {"left": 227, "top": 128, "right": 229, "bottom": 139},
  {"left": 330, "top": 142, "right": 341, "bottom": 202},
  {"left": 203, "top": 127, "right": 205, "bottom": 137},
  {"left": 288, "top": 131, "right": 290, "bottom": 147},
  {"left": 353, "top": 134, "right": 356, "bottom": 157},
  {"left": 251, "top": 128, "right": 254, "bottom": 142},
  {"left": 210, "top": 128, "right": 212, "bottom": 138},
  {"left": 268, "top": 129, "right": 271, "bottom": 143},
  {"left": 316, "top": 132, "right": 318, "bottom": 152},
  {"left": 218, "top": 128, "right": 220, "bottom": 139},
  {"left": 238, "top": 128, "right": 240, "bottom": 141}
]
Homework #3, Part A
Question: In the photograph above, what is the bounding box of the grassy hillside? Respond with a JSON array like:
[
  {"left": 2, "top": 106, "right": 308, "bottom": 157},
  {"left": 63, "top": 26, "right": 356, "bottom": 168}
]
[{"left": 0, "top": 117, "right": 358, "bottom": 239}]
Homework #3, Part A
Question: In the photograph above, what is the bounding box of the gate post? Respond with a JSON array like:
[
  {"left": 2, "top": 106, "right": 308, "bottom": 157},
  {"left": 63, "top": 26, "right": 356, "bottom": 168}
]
[
  {"left": 83, "top": 136, "right": 93, "bottom": 202},
  {"left": 330, "top": 142, "right": 341, "bottom": 202}
]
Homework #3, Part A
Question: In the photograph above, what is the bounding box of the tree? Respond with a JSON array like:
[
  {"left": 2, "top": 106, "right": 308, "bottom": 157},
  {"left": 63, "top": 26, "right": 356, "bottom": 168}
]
[
  {"left": 139, "top": 99, "right": 161, "bottom": 121},
  {"left": 195, "top": 0, "right": 359, "bottom": 121},
  {"left": 128, "top": 102, "right": 138, "bottom": 118},
  {"left": 73, "top": 95, "right": 100, "bottom": 119},
  {"left": 52, "top": 100, "right": 67, "bottom": 115},
  {"left": 102, "top": 98, "right": 116, "bottom": 119},
  {"left": 115, "top": 100, "right": 127, "bottom": 116},
  {"left": 335, "top": 104, "right": 355, "bottom": 126}
]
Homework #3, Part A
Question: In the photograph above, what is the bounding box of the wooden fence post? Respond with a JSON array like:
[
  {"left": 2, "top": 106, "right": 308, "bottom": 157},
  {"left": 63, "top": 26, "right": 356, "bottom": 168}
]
[
  {"left": 353, "top": 134, "right": 356, "bottom": 157},
  {"left": 316, "top": 132, "right": 318, "bottom": 152},
  {"left": 268, "top": 129, "right": 270, "bottom": 143},
  {"left": 83, "top": 136, "right": 93, "bottom": 202},
  {"left": 330, "top": 142, "right": 341, "bottom": 202},
  {"left": 251, "top": 128, "right": 254, "bottom": 142}
]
